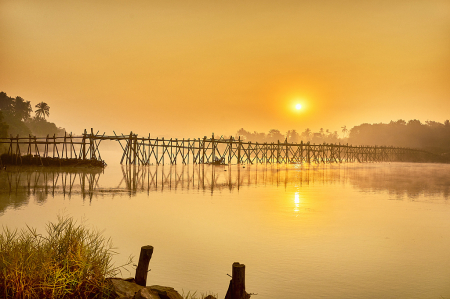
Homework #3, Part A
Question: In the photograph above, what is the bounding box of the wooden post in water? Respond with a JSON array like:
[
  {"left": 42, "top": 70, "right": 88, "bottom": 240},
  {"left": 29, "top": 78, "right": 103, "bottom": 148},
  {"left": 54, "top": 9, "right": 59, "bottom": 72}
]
[
  {"left": 127, "top": 132, "right": 133, "bottom": 165},
  {"left": 229, "top": 136, "right": 233, "bottom": 164},
  {"left": 89, "top": 128, "right": 94, "bottom": 160},
  {"left": 237, "top": 136, "right": 241, "bottom": 164},
  {"left": 80, "top": 130, "right": 86, "bottom": 160},
  {"left": 285, "top": 139, "right": 289, "bottom": 164},
  {"left": 135, "top": 245, "right": 154, "bottom": 286},
  {"left": 225, "top": 262, "right": 249, "bottom": 299},
  {"left": 307, "top": 142, "right": 311, "bottom": 163},
  {"left": 202, "top": 136, "right": 206, "bottom": 164},
  {"left": 212, "top": 133, "right": 215, "bottom": 163},
  {"left": 277, "top": 140, "right": 280, "bottom": 164},
  {"left": 133, "top": 134, "right": 138, "bottom": 165}
]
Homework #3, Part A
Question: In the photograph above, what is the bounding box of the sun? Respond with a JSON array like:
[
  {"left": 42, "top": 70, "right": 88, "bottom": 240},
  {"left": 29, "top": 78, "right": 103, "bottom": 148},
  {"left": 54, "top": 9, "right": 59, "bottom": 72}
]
[{"left": 295, "top": 103, "right": 302, "bottom": 110}]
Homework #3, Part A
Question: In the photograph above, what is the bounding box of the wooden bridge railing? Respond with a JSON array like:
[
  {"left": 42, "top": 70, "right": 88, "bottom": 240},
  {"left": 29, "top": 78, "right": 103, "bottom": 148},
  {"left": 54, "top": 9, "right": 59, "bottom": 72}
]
[
  {"left": 0, "top": 129, "right": 446, "bottom": 166},
  {"left": 114, "top": 132, "right": 446, "bottom": 165}
]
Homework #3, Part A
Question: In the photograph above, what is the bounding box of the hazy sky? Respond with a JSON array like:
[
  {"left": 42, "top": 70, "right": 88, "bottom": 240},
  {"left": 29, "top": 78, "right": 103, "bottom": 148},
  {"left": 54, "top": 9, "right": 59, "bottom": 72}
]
[{"left": 1, "top": 0, "right": 449, "bottom": 138}]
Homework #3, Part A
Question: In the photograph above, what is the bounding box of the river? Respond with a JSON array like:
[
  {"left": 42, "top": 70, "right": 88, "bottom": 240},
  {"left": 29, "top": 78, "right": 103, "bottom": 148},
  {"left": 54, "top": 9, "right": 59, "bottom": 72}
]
[{"left": 1, "top": 154, "right": 450, "bottom": 298}]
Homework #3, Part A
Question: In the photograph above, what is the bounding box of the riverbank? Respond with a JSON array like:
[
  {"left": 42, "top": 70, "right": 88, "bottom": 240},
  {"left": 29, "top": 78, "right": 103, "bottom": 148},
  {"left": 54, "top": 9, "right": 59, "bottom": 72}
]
[
  {"left": 0, "top": 153, "right": 106, "bottom": 167},
  {"left": 0, "top": 216, "right": 222, "bottom": 299}
]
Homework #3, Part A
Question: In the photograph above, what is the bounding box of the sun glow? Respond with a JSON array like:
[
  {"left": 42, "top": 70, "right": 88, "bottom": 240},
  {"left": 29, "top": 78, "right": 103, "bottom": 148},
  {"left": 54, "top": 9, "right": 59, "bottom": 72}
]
[{"left": 295, "top": 103, "right": 302, "bottom": 110}]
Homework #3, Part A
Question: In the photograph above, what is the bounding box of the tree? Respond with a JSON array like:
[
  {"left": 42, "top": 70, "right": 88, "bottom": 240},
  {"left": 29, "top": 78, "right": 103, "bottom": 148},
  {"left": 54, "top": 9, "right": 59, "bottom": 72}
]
[
  {"left": 267, "top": 129, "right": 284, "bottom": 143},
  {"left": 0, "top": 111, "right": 9, "bottom": 138},
  {"left": 301, "top": 128, "right": 311, "bottom": 141},
  {"left": 0, "top": 92, "right": 14, "bottom": 113},
  {"left": 286, "top": 130, "right": 300, "bottom": 143},
  {"left": 341, "top": 125, "right": 348, "bottom": 138},
  {"left": 13, "top": 96, "right": 32, "bottom": 121},
  {"left": 35, "top": 102, "right": 50, "bottom": 119}
]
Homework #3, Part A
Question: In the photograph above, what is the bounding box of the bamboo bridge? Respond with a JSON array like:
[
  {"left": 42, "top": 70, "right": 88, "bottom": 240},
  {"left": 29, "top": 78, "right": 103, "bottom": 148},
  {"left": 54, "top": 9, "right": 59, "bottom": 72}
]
[{"left": 0, "top": 129, "right": 446, "bottom": 166}]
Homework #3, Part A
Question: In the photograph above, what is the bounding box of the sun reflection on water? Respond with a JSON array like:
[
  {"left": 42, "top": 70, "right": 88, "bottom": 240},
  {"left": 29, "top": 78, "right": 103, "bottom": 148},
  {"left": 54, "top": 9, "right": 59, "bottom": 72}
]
[{"left": 294, "top": 192, "right": 300, "bottom": 214}]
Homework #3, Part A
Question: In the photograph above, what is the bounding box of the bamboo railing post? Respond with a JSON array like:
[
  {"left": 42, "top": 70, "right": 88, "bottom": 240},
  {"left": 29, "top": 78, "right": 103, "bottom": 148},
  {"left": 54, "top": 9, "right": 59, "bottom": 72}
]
[
  {"left": 82, "top": 130, "right": 86, "bottom": 160},
  {"left": 237, "top": 136, "right": 241, "bottom": 164},
  {"left": 63, "top": 131, "right": 67, "bottom": 159},
  {"left": 135, "top": 245, "right": 154, "bottom": 286},
  {"left": 133, "top": 134, "right": 138, "bottom": 165},
  {"left": 285, "top": 138, "right": 288, "bottom": 164},
  {"left": 148, "top": 133, "right": 151, "bottom": 165},
  {"left": 372, "top": 145, "right": 375, "bottom": 162},
  {"left": 170, "top": 138, "right": 173, "bottom": 165},
  {"left": 162, "top": 137, "right": 166, "bottom": 165},
  {"left": 16, "top": 134, "right": 22, "bottom": 165},
  {"left": 27, "top": 134, "right": 32, "bottom": 156},
  {"left": 229, "top": 137, "right": 233, "bottom": 164},
  {"left": 307, "top": 142, "right": 311, "bottom": 163},
  {"left": 300, "top": 140, "right": 303, "bottom": 163},
  {"left": 156, "top": 137, "right": 159, "bottom": 165},
  {"left": 202, "top": 136, "right": 206, "bottom": 164},
  {"left": 126, "top": 132, "right": 133, "bottom": 165},
  {"left": 212, "top": 133, "right": 215, "bottom": 163},
  {"left": 52, "top": 134, "right": 56, "bottom": 158},
  {"left": 182, "top": 138, "right": 186, "bottom": 164},
  {"left": 90, "top": 128, "right": 94, "bottom": 160},
  {"left": 277, "top": 140, "right": 280, "bottom": 164}
]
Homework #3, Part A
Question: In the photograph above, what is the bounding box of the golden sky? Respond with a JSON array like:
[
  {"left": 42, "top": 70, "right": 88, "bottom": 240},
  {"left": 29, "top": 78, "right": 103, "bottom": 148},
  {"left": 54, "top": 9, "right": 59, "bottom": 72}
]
[{"left": 1, "top": 0, "right": 449, "bottom": 138}]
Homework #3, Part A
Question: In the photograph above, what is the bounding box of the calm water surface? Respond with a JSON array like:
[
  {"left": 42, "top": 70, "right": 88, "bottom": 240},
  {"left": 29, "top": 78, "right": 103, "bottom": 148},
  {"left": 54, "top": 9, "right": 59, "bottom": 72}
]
[{"left": 1, "top": 155, "right": 450, "bottom": 299}]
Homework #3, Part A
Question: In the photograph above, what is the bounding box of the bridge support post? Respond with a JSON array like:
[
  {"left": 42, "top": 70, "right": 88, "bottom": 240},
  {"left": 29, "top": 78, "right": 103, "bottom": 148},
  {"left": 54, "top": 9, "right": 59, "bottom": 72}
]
[{"left": 237, "top": 136, "right": 241, "bottom": 164}]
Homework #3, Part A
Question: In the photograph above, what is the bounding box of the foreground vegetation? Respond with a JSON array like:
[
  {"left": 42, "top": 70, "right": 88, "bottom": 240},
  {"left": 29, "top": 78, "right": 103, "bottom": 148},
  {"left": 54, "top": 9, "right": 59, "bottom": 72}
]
[
  {"left": 0, "top": 217, "right": 217, "bottom": 299},
  {"left": 0, "top": 216, "right": 120, "bottom": 298}
]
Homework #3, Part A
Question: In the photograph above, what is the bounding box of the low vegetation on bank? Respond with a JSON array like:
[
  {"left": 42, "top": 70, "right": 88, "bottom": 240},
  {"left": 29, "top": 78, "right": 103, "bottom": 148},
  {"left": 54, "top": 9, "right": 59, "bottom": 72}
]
[
  {"left": 0, "top": 217, "right": 217, "bottom": 299},
  {"left": 0, "top": 153, "right": 107, "bottom": 167},
  {"left": 0, "top": 216, "right": 123, "bottom": 298}
]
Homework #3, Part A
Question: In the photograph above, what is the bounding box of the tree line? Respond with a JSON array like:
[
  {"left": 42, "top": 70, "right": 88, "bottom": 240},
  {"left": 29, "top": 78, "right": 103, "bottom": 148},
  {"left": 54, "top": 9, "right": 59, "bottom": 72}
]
[
  {"left": 0, "top": 91, "right": 65, "bottom": 139},
  {"left": 347, "top": 119, "right": 450, "bottom": 154},
  {"left": 236, "top": 119, "right": 450, "bottom": 155},
  {"left": 235, "top": 127, "right": 342, "bottom": 144}
]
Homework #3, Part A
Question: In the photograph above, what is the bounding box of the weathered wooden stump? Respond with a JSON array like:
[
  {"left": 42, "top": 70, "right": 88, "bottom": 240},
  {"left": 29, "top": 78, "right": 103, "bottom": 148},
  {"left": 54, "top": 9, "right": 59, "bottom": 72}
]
[
  {"left": 135, "top": 245, "right": 154, "bottom": 286},
  {"left": 225, "top": 262, "right": 250, "bottom": 299}
]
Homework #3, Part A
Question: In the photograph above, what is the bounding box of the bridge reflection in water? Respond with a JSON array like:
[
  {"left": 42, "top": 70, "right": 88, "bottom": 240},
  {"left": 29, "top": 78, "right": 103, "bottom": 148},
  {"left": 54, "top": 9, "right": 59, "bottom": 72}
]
[
  {"left": 0, "top": 167, "right": 103, "bottom": 200},
  {"left": 118, "top": 164, "right": 347, "bottom": 195},
  {"left": 2, "top": 163, "right": 449, "bottom": 202}
]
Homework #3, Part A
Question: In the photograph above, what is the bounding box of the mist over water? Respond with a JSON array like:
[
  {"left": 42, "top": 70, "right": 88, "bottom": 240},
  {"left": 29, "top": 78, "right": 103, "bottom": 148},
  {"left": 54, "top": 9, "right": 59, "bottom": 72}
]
[{"left": 1, "top": 160, "right": 450, "bottom": 298}]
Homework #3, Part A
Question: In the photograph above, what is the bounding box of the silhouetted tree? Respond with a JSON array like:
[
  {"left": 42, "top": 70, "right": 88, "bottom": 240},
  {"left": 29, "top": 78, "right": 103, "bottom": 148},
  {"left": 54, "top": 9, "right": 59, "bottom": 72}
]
[
  {"left": 341, "top": 125, "right": 348, "bottom": 138},
  {"left": 301, "top": 128, "right": 311, "bottom": 141},
  {"left": 13, "top": 96, "right": 32, "bottom": 121},
  {"left": 235, "top": 118, "right": 450, "bottom": 154},
  {"left": 26, "top": 117, "right": 64, "bottom": 137},
  {"left": 348, "top": 119, "right": 450, "bottom": 154},
  {"left": 0, "top": 111, "right": 8, "bottom": 138},
  {"left": 35, "top": 102, "right": 50, "bottom": 119},
  {"left": 286, "top": 129, "right": 300, "bottom": 143},
  {"left": 0, "top": 92, "right": 14, "bottom": 112},
  {"left": 0, "top": 92, "right": 31, "bottom": 136},
  {"left": 0, "top": 91, "right": 64, "bottom": 137},
  {"left": 267, "top": 129, "right": 284, "bottom": 143}
]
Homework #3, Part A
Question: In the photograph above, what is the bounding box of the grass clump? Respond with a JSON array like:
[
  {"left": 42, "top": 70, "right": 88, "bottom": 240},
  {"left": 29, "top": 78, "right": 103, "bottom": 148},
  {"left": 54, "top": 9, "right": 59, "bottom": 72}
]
[
  {"left": 0, "top": 216, "right": 124, "bottom": 298},
  {"left": 182, "top": 290, "right": 219, "bottom": 299}
]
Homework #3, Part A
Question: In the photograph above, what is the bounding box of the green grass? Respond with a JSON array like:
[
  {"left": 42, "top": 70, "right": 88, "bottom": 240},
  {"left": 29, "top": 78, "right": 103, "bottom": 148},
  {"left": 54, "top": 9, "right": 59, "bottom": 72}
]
[{"left": 0, "top": 216, "right": 128, "bottom": 298}]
